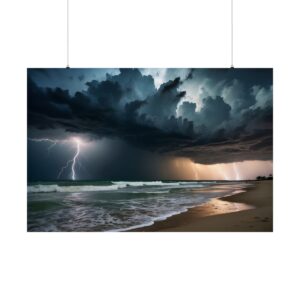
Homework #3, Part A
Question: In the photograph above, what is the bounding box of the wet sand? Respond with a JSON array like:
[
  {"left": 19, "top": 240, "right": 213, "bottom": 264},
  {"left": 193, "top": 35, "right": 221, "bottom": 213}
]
[{"left": 131, "top": 180, "right": 273, "bottom": 232}]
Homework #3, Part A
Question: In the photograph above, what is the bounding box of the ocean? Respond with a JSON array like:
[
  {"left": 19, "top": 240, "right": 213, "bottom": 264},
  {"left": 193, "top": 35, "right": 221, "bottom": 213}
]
[{"left": 27, "top": 180, "right": 250, "bottom": 232}]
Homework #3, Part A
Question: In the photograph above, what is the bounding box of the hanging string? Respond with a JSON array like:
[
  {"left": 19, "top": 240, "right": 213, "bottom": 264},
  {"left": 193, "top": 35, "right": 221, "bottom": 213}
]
[
  {"left": 231, "top": 0, "right": 234, "bottom": 68},
  {"left": 65, "top": 1, "right": 233, "bottom": 69},
  {"left": 66, "top": 0, "right": 70, "bottom": 68}
]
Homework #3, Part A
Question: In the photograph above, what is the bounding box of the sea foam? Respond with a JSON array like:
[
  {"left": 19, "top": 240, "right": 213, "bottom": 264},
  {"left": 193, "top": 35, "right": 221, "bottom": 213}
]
[
  {"left": 27, "top": 181, "right": 209, "bottom": 193},
  {"left": 111, "top": 181, "right": 180, "bottom": 187},
  {"left": 28, "top": 181, "right": 186, "bottom": 193},
  {"left": 27, "top": 184, "right": 124, "bottom": 193}
]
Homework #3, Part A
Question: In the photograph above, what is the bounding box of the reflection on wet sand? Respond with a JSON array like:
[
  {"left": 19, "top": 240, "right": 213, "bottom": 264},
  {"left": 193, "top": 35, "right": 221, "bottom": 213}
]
[
  {"left": 133, "top": 181, "right": 272, "bottom": 232},
  {"left": 188, "top": 198, "right": 254, "bottom": 218}
]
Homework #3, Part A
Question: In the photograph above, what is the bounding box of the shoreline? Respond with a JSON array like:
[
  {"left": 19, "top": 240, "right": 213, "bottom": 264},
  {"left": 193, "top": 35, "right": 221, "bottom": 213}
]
[{"left": 129, "top": 181, "right": 273, "bottom": 232}]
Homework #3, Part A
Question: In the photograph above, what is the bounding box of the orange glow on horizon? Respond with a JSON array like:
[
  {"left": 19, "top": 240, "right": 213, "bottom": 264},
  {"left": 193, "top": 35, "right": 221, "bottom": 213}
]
[{"left": 173, "top": 158, "right": 273, "bottom": 180}]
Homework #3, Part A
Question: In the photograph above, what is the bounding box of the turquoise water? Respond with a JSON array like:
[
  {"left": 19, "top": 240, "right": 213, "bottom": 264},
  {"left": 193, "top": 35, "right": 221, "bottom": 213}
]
[{"left": 27, "top": 180, "right": 249, "bottom": 231}]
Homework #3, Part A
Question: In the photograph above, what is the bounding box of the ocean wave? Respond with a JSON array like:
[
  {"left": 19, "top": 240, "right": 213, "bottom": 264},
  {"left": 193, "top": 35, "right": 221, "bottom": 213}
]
[
  {"left": 28, "top": 184, "right": 125, "bottom": 193},
  {"left": 111, "top": 181, "right": 180, "bottom": 187},
  {"left": 27, "top": 183, "right": 251, "bottom": 231},
  {"left": 130, "top": 190, "right": 170, "bottom": 194},
  {"left": 27, "top": 180, "right": 207, "bottom": 193}
]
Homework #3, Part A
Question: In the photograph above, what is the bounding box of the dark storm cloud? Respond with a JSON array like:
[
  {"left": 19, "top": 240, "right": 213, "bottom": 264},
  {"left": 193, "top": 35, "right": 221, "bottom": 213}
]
[
  {"left": 28, "top": 68, "right": 273, "bottom": 165},
  {"left": 199, "top": 96, "right": 231, "bottom": 127},
  {"left": 78, "top": 74, "right": 85, "bottom": 81},
  {"left": 140, "top": 77, "right": 186, "bottom": 122},
  {"left": 175, "top": 127, "right": 273, "bottom": 164},
  {"left": 107, "top": 68, "right": 156, "bottom": 103}
]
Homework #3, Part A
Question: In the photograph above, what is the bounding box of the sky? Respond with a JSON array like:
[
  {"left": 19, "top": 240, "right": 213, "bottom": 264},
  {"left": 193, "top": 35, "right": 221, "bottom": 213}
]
[{"left": 27, "top": 68, "right": 273, "bottom": 181}]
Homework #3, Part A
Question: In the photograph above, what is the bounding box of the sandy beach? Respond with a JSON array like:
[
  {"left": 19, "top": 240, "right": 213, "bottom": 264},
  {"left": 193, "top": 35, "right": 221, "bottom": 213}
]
[{"left": 131, "top": 180, "right": 273, "bottom": 232}]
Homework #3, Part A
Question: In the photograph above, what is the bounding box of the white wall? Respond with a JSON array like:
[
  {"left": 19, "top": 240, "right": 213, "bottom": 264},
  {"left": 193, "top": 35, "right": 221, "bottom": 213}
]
[{"left": 0, "top": 1, "right": 299, "bottom": 299}]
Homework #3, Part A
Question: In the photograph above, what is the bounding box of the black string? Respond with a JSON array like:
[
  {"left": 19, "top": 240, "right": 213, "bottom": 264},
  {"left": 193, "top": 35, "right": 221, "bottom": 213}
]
[
  {"left": 66, "top": 0, "right": 70, "bottom": 68},
  {"left": 231, "top": 0, "right": 234, "bottom": 68}
]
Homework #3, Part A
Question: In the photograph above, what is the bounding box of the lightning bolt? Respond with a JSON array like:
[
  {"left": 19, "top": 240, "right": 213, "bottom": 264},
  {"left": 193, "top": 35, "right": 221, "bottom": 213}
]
[
  {"left": 28, "top": 138, "right": 58, "bottom": 154},
  {"left": 47, "top": 141, "right": 57, "bottom": 153},
  {"left": 57, "top": 138, "right": 81, "bottom": 180},
  {"left": 57, "top": 159, "right": 73, "bottom": 179},
  {"left": 29, "top": 137, "right": 83, "bottom": 181},
  {"left": 217, "top": 165, "right": 230, "bottom": 181},
  {"left": 233, "top": 162, "right": 241, "bottom": 180},
  {"left": 71, "top": 139, "right": 80, "bottom": 180}
]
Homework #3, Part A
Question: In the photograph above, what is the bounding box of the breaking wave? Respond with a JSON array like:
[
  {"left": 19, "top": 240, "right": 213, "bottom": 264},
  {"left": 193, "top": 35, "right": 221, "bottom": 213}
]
[
  {"left": 111, "top": 181, "right": 180, "bottom": 187},
  {"left": 28, "top": 184, "right": 124, "bottom": 193},
  {"left": 27, "top": 181, "right": 205, "bottom": 193}
]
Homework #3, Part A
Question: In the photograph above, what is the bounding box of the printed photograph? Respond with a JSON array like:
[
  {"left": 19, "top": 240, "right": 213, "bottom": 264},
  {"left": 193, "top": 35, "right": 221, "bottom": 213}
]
[{"left": 27, "top": 68, "right": 273, "bottom": 232}]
